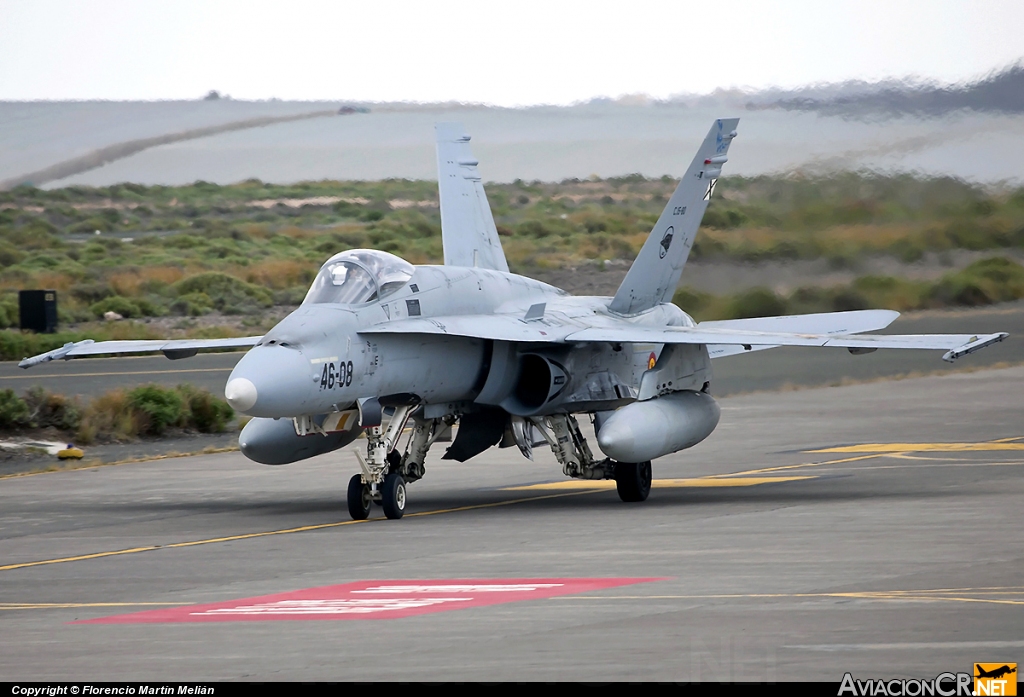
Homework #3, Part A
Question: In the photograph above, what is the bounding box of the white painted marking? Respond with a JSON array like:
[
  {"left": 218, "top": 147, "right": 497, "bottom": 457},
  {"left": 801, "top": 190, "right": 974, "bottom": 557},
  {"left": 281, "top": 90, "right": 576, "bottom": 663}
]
[
  {"left": 191, "top": 597, "right": 472, "bottom": 616},
  {"left": 353, "top": 584, "right": 564, "bottom": 594}
]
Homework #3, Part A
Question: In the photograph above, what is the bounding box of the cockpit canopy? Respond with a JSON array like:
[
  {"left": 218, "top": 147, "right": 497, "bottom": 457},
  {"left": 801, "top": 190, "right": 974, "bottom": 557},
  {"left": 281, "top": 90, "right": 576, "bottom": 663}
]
[{"left": 303, "top": 249, "right": 414, "bottom": 306}]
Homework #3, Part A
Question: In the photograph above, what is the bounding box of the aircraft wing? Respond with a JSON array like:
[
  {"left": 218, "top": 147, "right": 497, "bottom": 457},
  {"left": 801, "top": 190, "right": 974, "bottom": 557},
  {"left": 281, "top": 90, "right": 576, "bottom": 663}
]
[
  {"left": 563, "top": 326, "right": 1008, "bottom": 362},
  {"left": 699, "top": 309, "right": 899, "bottom": 358},
  {"left": 360, "top": 307, "right": 1006, "bottom": 361},
  {"left": 18, "top": 336, "right": 262, "bottom": 368}
]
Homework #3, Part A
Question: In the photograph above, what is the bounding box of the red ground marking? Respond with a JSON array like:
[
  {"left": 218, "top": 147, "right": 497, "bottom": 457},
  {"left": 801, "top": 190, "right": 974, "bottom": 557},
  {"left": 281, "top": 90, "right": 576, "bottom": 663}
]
[{"left": 76, "top": 578, "right": 664, "bottom": 624}]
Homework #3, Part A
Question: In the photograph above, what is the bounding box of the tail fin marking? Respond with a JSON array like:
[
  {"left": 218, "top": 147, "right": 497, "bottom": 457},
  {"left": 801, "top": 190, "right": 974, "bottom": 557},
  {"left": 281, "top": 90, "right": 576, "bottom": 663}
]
[{"left": 609, "top": 118, "right": 740, "bottom": 315}]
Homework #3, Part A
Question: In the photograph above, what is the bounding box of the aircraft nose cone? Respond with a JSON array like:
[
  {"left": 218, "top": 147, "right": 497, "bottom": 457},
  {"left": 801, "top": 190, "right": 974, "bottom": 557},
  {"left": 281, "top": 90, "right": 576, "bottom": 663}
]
[
  {"left": 226, "top": 345, "right": 314, "bottom": 417},
  {"left": 224, "top": 378, "right": 258, "bottom": 412}
]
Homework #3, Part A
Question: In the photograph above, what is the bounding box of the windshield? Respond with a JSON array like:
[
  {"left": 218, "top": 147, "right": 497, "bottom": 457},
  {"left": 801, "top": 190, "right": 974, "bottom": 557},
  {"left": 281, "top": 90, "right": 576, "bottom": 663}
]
[{"left": 303, "top": 249, "right": 414, "bottom": 305}]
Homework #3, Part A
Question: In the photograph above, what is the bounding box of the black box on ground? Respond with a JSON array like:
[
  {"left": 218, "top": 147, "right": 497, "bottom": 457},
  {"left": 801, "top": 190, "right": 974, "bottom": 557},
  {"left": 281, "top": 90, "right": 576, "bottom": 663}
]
[{"left": 19, "top": 289, "right": 58, "bottom": 333}]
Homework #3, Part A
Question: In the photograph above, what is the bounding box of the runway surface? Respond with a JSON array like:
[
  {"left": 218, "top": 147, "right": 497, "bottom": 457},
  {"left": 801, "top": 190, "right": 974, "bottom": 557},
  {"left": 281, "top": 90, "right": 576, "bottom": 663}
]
[
  {"left": 1, "top": 366, "right": 1022, "bottom": 681},
  {"left": 1, "top": 303, "right": 1021, "bottom": 399}
]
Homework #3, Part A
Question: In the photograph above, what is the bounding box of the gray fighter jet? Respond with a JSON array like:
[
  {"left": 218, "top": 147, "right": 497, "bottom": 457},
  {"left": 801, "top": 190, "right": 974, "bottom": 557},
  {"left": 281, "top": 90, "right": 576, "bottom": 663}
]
[{"left": 20, "top": 119, "right": 1008, "bottom": 520}]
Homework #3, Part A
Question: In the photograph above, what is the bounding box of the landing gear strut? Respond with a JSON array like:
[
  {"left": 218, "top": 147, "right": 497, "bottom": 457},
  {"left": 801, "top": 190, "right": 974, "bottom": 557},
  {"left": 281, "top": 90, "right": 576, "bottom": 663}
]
[
  {"left": 530, "top": 414, "right": 653, "bottom": 504},
  {"left": 346, "top": 406, "right": 451, "bottom": 521}
]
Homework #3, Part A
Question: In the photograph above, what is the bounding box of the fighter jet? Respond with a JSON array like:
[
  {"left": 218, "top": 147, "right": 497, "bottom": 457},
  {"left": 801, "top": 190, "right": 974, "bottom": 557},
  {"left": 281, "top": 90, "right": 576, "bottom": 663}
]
[
  {"left": 976, "top": 665, "right": 1017, "bottom": 680},
  {"left": 20, "top": 119, "right": 1008, "bottom": 521}
]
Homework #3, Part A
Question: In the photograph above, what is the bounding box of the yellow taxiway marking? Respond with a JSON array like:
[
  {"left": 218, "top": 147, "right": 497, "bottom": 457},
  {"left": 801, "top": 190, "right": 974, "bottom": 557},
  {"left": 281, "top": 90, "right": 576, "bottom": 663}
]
[
  {"left": 0, "top": 489, "right": 599, "bottom": 572},
  {"left": 0, "top": 367, "right": 231, "bottom": 381},
  {"left": 0, "top": 602, "right": 183, "bottom": 611},
  {"left": 10, "top": 587, "right": 1024, "bottom": 614},
  {"left": 705, "top": 454, "right": 885, "bottom": 479},
  {"left": 557, "top": 587, "right": 1024, "bottom": 608},
  {"left": 504, "top": 476, "right": 815, "bottom": 491},
  {"left": 809, "top": 441, "right": 1024, "bottom": 453}
]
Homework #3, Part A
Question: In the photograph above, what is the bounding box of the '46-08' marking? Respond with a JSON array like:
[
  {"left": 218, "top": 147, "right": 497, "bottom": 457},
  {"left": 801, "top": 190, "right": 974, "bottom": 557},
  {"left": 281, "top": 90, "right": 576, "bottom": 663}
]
[{"left": 320, "top": 361, "right": 353, "bottom": 390}]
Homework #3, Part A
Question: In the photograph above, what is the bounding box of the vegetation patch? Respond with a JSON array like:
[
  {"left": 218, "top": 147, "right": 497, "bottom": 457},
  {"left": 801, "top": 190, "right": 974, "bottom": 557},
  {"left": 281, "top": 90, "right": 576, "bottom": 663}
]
[
  {"left": 1, "top": 384, "right": 233, "bottom": 444},
  {"left": 673, "top": 256, "right": 1024, "bottom": 321}
]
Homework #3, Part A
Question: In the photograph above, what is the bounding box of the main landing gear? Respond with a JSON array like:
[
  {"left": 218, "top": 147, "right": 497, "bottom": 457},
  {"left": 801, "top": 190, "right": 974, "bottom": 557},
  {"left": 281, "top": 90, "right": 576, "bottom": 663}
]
[
  {"left": 614, "top": 460, "right": 652, "bottom": 502},
  {"left": 347, "top": 406, "right": 451, "bottom": 521},
  {"left": 528, "top": 414, "right": 653, "bottom": 503}
]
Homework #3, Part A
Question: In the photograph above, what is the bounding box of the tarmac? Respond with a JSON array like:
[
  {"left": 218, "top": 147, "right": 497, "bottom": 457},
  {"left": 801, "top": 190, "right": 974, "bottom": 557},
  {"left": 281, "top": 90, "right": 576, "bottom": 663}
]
[{"left": 1, "top": 365, "right": 1022, "bottom": 681}]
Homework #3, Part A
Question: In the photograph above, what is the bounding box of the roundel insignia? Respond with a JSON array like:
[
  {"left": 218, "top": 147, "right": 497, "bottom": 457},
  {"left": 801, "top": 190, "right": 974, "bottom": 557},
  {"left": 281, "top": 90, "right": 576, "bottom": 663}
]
[
  {"left": 659, "top": 226, "right": 674, "bottom": 259},
  {"left": 648, "top": 352, "right": 657, "bottom": 370}
]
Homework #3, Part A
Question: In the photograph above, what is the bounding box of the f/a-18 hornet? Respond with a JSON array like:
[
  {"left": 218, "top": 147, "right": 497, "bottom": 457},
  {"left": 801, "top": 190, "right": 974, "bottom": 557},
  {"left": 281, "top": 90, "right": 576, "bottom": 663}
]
[{"left": 21, "top": 119, "right": 1008, "bottom": 520}]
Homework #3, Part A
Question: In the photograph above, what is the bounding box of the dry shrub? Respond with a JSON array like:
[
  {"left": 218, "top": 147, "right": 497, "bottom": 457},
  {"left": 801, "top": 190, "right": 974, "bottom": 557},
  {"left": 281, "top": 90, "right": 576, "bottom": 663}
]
[
  {"left": 33, "top": 272, "right": 75, "bottom": 293},
  {"left": 146, "top": 267, "right": 186, "bottom": 285},
  {"left": 76, "top": 389, "right": 140, "bottom": 444},
  {"left": 239, "top": 259, "right": 314, "bottom": 290},
  {"left": 107, "top": 272, "right": 143, "bottom": 296},
  {"left": 278, "top": 226, "right": 317, "bottom": 240}
]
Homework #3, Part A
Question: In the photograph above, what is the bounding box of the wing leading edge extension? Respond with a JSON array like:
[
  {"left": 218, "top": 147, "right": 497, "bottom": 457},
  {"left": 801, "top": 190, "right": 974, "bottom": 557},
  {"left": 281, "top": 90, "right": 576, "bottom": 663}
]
[{"left": 19, "top": 336, "right": 262, "bottom": 368}]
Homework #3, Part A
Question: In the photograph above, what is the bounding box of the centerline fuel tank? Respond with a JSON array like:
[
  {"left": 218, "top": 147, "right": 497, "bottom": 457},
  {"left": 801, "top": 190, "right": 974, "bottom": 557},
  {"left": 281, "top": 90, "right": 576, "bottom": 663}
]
[{"left": 596, "top": 390, "right": 720, "bottom": 463}]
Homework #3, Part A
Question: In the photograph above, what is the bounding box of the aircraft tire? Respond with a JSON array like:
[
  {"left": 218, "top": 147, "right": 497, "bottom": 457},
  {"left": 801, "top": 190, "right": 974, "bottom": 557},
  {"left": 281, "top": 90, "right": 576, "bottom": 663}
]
[
  {"left": 614, "top": 461, "right": 652, "bottom": 502},
  {"left": 381, "top": 472, "right": 407, "bottom": 520},
  {"left": 347, "top": 474, "right": 372, "bottom": 521}
]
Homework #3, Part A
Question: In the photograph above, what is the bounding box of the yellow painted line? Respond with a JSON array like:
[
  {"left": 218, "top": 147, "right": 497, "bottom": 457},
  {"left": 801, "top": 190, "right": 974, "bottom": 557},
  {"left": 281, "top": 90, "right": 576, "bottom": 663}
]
[
  {"left": 0, "top": 367, "right": 231, "bottom": 381},
  {"left": 557, "top": 590, "right": 1024, "bottom": 607},
  {"left": 0, "top": 602, "right": 183, "bottom": 611},
  {"left": 708, "top": 454, "right": 884, "bottom": 478},
  {"left": 15, "top": 587, "right": 1024, "bottom": 613},
  {"left": 0, "top": 489, "right": 600, "bottom": 572},
  {"left": 504, "top": 476, "right": 816, "bottom": 492},
  {"left": 809, "top": 442, "right": 1024, "bottom": 453}
]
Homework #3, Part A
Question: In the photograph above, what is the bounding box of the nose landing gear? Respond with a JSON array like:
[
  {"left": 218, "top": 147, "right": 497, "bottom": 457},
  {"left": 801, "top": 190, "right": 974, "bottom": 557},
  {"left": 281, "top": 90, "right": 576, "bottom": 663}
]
[{"left": 346, "top": 406, "right": 451, "bottom": 521}]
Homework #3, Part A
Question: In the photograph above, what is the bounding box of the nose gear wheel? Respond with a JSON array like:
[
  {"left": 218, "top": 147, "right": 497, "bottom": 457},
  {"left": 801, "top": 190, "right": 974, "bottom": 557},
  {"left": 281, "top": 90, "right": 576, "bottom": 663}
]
[
  {"left": 347, "top": 474, "right": 372, "bottom": 520},
  {"left": 381, "top": 472, "right": 406, "bottom": 519}
]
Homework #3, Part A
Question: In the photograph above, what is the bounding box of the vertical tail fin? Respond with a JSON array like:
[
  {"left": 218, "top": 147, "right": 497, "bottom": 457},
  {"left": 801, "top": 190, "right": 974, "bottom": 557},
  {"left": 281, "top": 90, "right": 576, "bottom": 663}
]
[
  {"left": 435, "top": 123, "right": 509, "bottom": 273},
  {"left": 609, "top": 118, "right": 739, "bottom": 315}
]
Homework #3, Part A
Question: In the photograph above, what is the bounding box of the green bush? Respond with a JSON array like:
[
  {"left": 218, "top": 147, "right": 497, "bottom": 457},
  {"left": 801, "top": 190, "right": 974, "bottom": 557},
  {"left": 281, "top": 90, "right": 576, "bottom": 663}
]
[
  {"left": 672, "top": 286, "right": 714, "bottom": 317},
  {"left": 177, "top": 384, "right": 234, "bottom": 433},
  {"left": 930, "top": 257, "right": 1024, "bottom": 306},
  {"left": 0, "top": 389, "right": 30, "bottom": 428},
  {"left": 725, "top": 287, "right": 788, "bottom": 319},
  {"left": 90, "top": 296, "right": 142, "bottom": 319},
  {"left": 171, "top": 292, "right": 214, "bottom": 316},
  {"left": 127, "top": 385, "right": 184, "bottom": 435},
  {"left": 173, "top": 273, "right": 272, "bottom": 313},
  {"left": 23, "top": 386, "right": 82, "bottom": 430},
  {"left": 70, "top": 282, "right": 115, "bottom": 303}
]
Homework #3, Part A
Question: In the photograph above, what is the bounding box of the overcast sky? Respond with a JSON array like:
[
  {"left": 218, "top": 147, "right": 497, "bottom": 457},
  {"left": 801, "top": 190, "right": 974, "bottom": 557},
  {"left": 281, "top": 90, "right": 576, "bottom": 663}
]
[{"left": 2, "top": 0, "right": 1023, "bottom": 105}]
